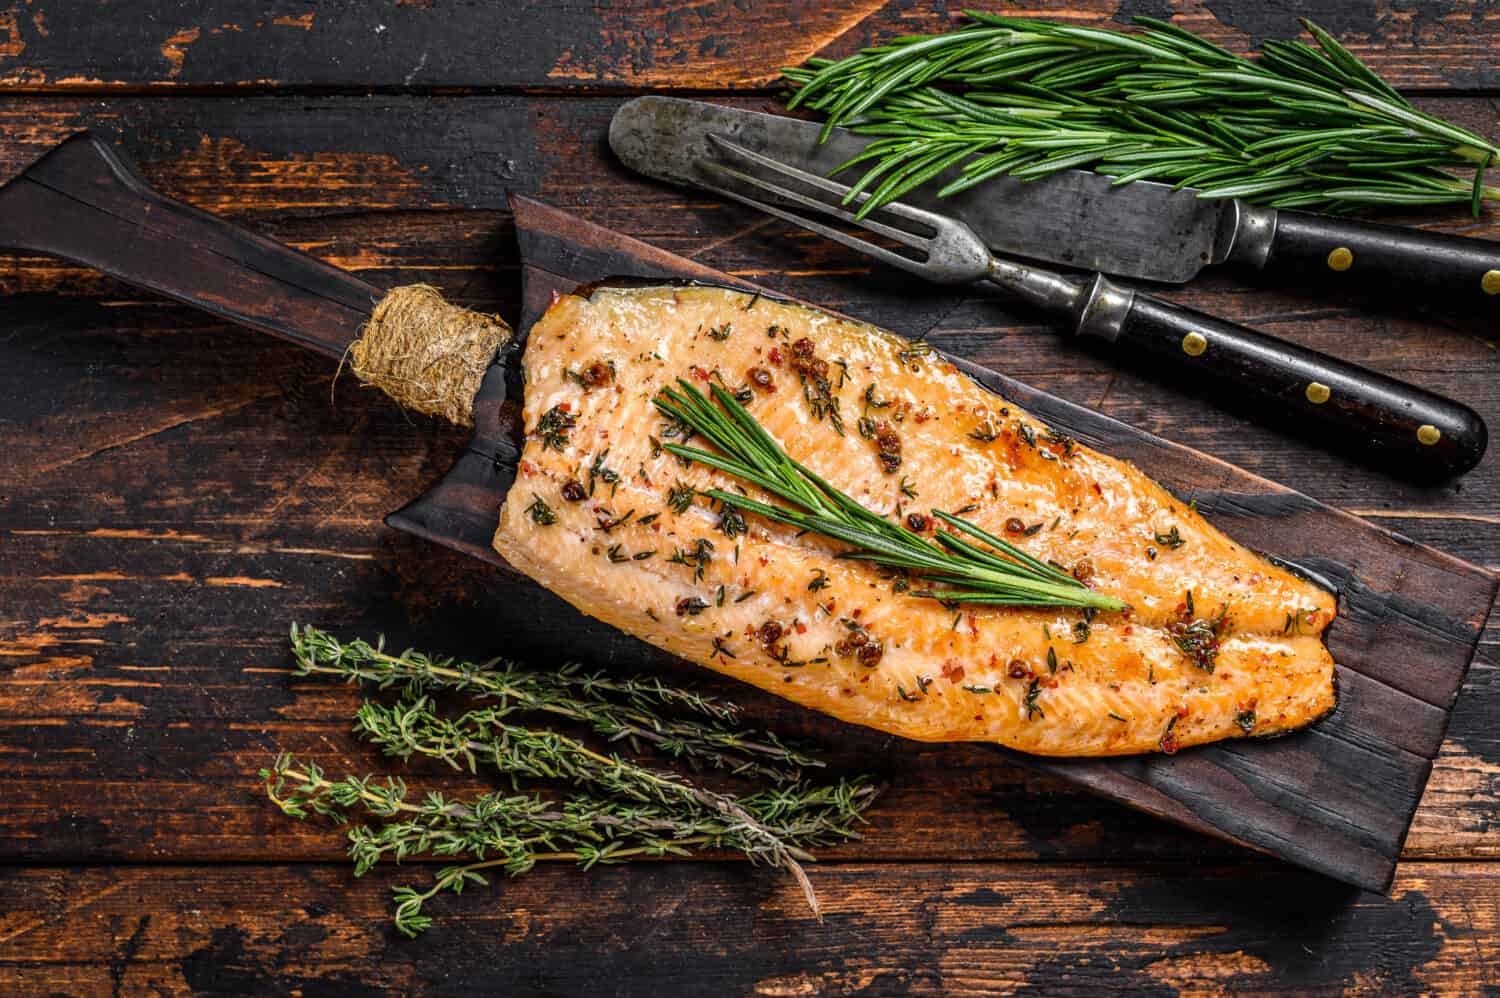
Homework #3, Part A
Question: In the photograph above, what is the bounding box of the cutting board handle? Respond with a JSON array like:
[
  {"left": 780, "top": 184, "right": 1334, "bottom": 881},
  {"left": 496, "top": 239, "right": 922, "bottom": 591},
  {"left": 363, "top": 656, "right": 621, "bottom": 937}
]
[{"left": 0, "top": 132, "right": 383, "bottom": 360}]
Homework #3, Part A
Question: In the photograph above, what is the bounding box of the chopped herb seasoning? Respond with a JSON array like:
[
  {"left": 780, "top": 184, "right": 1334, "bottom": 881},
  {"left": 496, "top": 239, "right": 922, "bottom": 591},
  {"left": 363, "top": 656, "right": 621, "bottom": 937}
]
[
  {"left": 808, "top": 568, "right": 831, "bottom": 592},
  {"left": 1154, "top": 526, "right": 1186, "bottom": 550},
  {"left": 674, "top": 596, "right": 710, "bottom": 617},
  {"left": 767, "top": 324, "right": 788, "bottom": 339},
  {"left": 666, "top": 481, "right": 696, "bottom": 515},
  {"left": 636, "top": 512, "right": 660, "bottom": 527},
  {"left": 594, "top": 508, "right": 635, "bottom": 533},
  {"left": 525, "top": 494, "right": 557, "bottom": 526},
  {"left": 968, "top": 421, "right": 999, "bottom": 442},
  {"left": 1159, "top": 715, "right": 1180, "bottom": 755},
  {"left": 864, "top": 383, "right": 890, "bottom": 410},
  {"left": 735, "top": 590, "right": 758, "bottom": 603},
  {"left": 1072, "top": 621, "right": 1090, "bottom": 644},
  {"left": 896, "top": 342, "right": 932, "bottom": 365},
  {"left": 1146, "top": 546, "right": 1158, "bottom": 561},
  {"left": 1043, "top": 429, "right": 1077, "bottom": 457},
  {"left": 716, "top": 584, "right": 726, "bottom": 607},
  {"left": 962, "top": 684, "right": 993, "bottom": 694},
  {"left": 717, "top": 503, "right": 747, "bottom": 539},
  {"left": 710, "top": 635, "right": 736, "bottom": 660},
  {"left": 606, "top": 544, "right": 629, "bottom": 564},
  {"left": 588, "top": 449, "right": 620, "bottom": 496},
  {"left": 915, "top": 674, "right": 932, "bottom": 694},
  {"left": 899, "top": 475, "right": 919, "bottom": 499},
  {"left": 896, "top": 684, "right": 921, "bottom": 702},
  {"left": 856, "top": 415, "right": 878, "bottom": 439},
  {"left": 789, "top": 338, "right": 845, "bottom": 434},
  {"left": 1046, "top": 647, "right": 1058, "bottom": 673},
  {"left": 667, "top": 539, "right": 715, "bottom": 581},
  {"left": 1235, "top": 709, "right": 1257, "bottom": 733},
  {"left": 707, "top": 322, "right": 733, "bottom": 341},
  {"left": 1024, "top": 679, "right": 1044, "bottom": 720},
  {"left": 952, "top": 503, "right": 978, "bottom": 515},
  {"left": 1169, "top": 594, "right": 1231, "bottom": 673},
  {"left": 1016, "top": 423, "right": 1037, "bottom": 448},
  {"left": 1108, "top": 711, "right": 1128, "bottom": 723},
  {"left": 535, "top": 405, "right": 577, "bottom": 451}
]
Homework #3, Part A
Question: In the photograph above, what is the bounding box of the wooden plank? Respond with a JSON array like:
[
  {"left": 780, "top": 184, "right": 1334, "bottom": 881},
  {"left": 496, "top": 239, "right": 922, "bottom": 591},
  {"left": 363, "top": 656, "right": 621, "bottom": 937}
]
[
  {"left": 0, "top": 94, "right": 1497, "bottom": 878},
  {"left": 0, "top": 861, "right": 1496, "bottom": 995},
  {"left": 0, "top": 1, "right": 1497, "bottom": 92},
  {"left": 432, "top": 194, "right": 1494, "bottom": 894}
]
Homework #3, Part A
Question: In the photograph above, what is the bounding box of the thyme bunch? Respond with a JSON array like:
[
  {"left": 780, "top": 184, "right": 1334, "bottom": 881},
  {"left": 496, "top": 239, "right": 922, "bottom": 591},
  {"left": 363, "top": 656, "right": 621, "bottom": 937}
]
[
  {"left": 783, "top": 12, "right": 1500, "bottom": 217},
  {"left": 653, "top": 379, "right": 1125, "bottom": 612},
  {"left": 266, "top": 628, "right": 878, "bottom": 936},
  {"left": 291, "top": 624, "right": 818, "bottom": 783}
]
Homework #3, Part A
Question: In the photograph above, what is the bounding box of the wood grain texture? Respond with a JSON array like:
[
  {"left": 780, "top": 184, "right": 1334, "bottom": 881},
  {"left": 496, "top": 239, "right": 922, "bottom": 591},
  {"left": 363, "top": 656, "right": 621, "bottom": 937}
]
[
  {"left": 0, "top": 1, "right": 1497, "bottom": 92},
  {"left": 2, "top": 862, "right": 1498, "bottom": 995},
  {"left": 1, "top": 4, "right": 1499, "bottom": 991}
]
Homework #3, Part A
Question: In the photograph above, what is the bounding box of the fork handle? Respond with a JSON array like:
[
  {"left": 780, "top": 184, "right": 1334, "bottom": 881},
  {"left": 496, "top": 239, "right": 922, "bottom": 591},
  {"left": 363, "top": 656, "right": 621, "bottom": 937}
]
[{"left": 1052, "top": 276, "right": 1486, "bottom": 480}]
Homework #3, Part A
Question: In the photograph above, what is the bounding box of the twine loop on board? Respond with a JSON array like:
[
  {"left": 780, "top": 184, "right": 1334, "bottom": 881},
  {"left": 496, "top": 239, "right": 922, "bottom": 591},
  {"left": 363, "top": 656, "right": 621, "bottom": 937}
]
[{"left": 345, "top": 284, "right": 512, "bottom": 428}]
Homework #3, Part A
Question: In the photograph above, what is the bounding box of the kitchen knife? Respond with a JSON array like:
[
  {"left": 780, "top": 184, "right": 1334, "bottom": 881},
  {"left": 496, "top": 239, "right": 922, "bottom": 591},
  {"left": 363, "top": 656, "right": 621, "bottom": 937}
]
[
  {"left": 609, "top": 98, "right": 1488, "bottom": 480},
  {"left": 611, "top": 96, "right": 1500, "bottom": 309}
]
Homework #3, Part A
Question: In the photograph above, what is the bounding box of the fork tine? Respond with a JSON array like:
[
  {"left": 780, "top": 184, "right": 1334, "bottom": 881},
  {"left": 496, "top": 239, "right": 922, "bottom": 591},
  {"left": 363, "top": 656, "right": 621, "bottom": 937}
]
[
  {"left": 695, "top": 168, "right": 944, "bottom": 283},
  {"left": 701, "top": 153, "right": 930, "bottom": 254},
  {"left": 707, "top": 133, "right": 943, "bottom": 232}
]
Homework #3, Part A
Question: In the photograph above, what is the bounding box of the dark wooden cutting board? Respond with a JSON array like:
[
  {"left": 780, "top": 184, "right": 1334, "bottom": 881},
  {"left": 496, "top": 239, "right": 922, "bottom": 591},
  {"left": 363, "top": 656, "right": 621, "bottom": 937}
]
[{"left": 390, "top": 194, "right": 1497, "bottom": 895}]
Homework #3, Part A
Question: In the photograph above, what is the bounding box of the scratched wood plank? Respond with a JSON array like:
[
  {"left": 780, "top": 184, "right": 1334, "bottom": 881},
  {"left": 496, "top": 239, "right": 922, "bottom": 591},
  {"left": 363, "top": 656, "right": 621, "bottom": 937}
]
[
  {"left": 0, "top": 861, "right": 1496, "bottom": 995},
  {"left": 0, "top": 1, "right": 1497, "bottom": 92},
  {"left": 0, "top": 92, "right": 1497, "bottom": 878},
  {"left": 396, "top": 195, "right": 1491, "bottom": 893}
]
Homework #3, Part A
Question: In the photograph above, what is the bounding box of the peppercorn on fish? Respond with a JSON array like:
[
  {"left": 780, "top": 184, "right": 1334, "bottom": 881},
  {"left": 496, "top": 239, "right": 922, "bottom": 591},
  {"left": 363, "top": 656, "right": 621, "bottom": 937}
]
[{"left": 493, "top": 284, "right": 1337, "bottom": 756}]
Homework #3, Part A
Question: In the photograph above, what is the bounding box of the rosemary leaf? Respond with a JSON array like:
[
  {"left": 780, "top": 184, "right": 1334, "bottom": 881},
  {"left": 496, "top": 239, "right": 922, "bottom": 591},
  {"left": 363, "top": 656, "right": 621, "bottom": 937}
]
[{"left": 783, "top": 14, "right": 1500, "bottom": 217}]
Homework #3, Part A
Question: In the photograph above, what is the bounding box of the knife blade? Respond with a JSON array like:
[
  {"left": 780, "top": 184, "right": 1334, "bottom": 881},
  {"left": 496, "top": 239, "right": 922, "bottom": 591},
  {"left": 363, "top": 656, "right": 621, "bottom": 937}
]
[{"left": 611, "top": 96, "right": 1500, "bottom": 309}]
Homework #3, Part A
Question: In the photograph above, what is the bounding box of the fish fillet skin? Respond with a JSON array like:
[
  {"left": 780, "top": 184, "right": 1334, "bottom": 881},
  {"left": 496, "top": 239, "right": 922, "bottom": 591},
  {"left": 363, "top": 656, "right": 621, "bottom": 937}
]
[{"left": 494, "top": 285, "right": 1337, "bottom": 757}]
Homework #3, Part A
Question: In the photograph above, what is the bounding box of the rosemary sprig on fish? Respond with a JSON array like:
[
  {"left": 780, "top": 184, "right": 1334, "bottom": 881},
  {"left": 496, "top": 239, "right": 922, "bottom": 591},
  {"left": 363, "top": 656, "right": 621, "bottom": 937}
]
[{"left": 653, "top": 378, "right": 1125, "bottom": 612}]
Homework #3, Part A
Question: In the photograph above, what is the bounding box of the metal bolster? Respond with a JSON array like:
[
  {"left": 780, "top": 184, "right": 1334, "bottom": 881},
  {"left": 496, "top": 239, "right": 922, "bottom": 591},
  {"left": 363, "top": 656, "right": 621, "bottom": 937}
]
[
  {"left": 1220, "top": 202, "right": 1278, "bottom": 269},
  {"left": 1075, "top": 274, "right": 1134, "bottom": 341}
]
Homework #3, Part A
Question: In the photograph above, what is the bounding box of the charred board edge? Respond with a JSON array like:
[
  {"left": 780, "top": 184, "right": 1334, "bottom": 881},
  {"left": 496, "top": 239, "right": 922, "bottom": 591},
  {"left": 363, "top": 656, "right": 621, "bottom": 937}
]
[{"left": 386, "top": 194, "right": 1495, "bottom": 895}]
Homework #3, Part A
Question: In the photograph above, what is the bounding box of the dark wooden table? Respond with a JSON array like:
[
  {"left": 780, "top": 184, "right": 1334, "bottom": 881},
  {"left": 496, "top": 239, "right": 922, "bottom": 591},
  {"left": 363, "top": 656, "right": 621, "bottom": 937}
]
[{"left": 2, "top": 3, "right": 1498, "bottom": 994}]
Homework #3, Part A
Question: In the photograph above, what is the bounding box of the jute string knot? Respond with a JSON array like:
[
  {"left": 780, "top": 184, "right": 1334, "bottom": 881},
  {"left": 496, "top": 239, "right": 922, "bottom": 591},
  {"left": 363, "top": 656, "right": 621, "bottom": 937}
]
[{"left": 346, "top": 284, "right": 511, "bottom": 428}]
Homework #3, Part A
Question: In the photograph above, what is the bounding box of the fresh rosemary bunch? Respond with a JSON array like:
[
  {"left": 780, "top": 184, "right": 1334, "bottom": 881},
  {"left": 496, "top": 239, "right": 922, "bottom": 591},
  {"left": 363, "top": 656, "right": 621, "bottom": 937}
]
[
  {"left": 291, "top": 623, "right": 819, "bottom": 783},
  {"left": 653, "top": 379, "right": 1124, "bottom": 612},
  {"left": 783, "top": 12, "right": 1500, "bottom": 217},
  {"left": 266, "top": 628, "right": 877, "bottom": 936}
]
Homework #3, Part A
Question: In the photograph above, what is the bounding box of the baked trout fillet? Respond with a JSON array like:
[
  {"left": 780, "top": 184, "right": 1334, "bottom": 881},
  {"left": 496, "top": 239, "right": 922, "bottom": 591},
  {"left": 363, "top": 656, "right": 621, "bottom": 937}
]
[{"left": 493, "top": 284, "right": 1337, "bottom": 757}]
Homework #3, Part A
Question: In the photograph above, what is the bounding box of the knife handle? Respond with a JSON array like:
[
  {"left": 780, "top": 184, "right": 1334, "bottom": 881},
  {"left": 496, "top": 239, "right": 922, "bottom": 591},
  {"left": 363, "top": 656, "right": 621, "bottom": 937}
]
[
  {"left": 1249, "top": 210, "right": 1500, "bottom": 313},
  {"left": 0, "top": 132, "right": 383, "bottom": 360},
  {"left": 1079, "top": 281, "right": 1487, "bottom": 480}
]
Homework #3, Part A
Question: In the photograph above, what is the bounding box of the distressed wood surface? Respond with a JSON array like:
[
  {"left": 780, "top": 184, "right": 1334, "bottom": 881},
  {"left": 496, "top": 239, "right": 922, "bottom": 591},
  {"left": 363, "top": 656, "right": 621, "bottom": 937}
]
[
  {"left": 2, "top": 2, "right": 1500, "bottom": 993},
  {"left": 3, "top": 862, "right": 1499, "bottom": 995},
  {"left": 0, "top": 1, "right": 1496, "bottom": 92}
]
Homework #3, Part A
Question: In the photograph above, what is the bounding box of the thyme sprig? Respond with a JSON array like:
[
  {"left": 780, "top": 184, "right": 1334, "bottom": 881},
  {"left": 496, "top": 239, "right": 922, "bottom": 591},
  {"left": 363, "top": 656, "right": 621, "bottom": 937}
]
[
  {"left": 268, "top": 628, "right": 878, "bottom": 935},
  {"left": 783, "top": 12, "right": 1500, "bottom": 217},
  {"left": 265, "top": 749, "right": 873, "bottom": 937},
  {"left": 653, "top": 379, "right": 1124, "bottom": 612},
  {"left": 290, "top": 624, "right": 818, "bottom": 783}
]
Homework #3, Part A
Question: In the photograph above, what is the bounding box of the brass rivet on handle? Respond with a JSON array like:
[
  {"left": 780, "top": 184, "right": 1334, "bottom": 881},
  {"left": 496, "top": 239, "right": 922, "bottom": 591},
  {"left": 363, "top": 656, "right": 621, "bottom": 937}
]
[
  {"left": 1482, "top": 269, "right": 1500, "bottom": 295},
  {"left": 1327, "top": 247, "right": 1354, "bottom": 271},
  {"left": 1417, "top": 424, "right": 1442, "bottom": 446},
  {"left": 1305, "top": 382, "right": 1331, "bottom": 404},
  {"left": 1181, "top": 331, "right": 1208, "bottom": 357}
]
